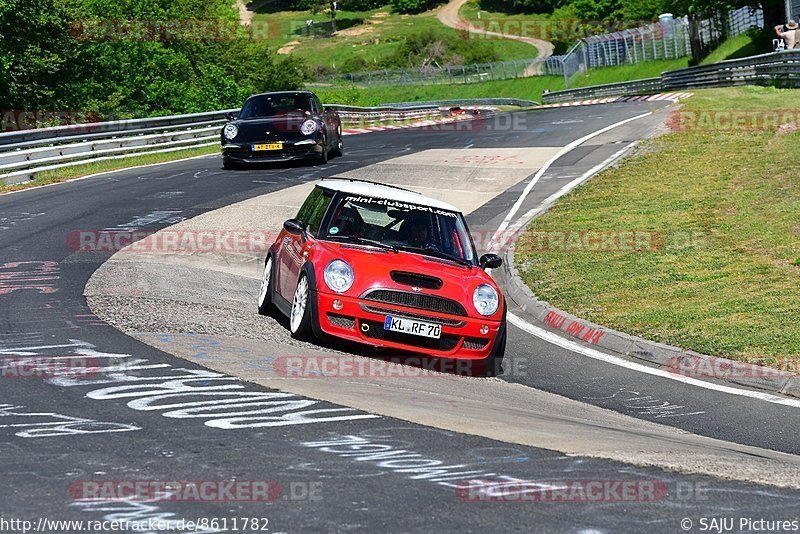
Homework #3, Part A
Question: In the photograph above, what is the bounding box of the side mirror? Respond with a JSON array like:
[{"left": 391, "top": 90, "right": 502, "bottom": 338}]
[
  {"left": 479, "top": 253, "right": 502, "bottom": 269},
  {"left": 225, "top": 111, "right": 237, "bottom": 121},
  {"left": 283, "top": 219, "right": 305, "bottom": 236}
]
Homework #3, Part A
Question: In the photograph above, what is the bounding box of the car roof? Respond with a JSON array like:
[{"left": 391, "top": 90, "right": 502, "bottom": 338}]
[
  {"left": 246, "top": 91, "right": 314, "bottom": 99},
  {"left": 318, "top": 179, "right": 461, "bottom": 213}
]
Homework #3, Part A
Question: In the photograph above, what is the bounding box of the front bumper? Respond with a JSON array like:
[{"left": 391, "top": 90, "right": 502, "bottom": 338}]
[
  {"left": 221, "top": 139, "right": 321, "bottom": 163},
  {"left": 315, "top": 291, "right": 502, "bottom": 359}
]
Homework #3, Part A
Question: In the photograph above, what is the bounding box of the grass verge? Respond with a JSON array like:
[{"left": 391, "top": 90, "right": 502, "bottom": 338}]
[
  {"left": 700, "top": 29, "right": 773, "bottom": 65},
  {"left": 311, "top": 56, "right": 696, "bottom": 105},
  {"left": 314, "top": 76, "right": 563, "bottom": 105},
  {"left": 515, "top": 86, "right": 800, "bottom": 366},
  {"left": 1, "top": 145, "right": 219, "bottom": 194},
  {"left": 567, "top": 58, "right": 690, "bottom": 87}
]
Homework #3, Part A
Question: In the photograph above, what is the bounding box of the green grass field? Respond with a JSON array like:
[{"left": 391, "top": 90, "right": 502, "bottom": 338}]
[
  {"left": 514, "top": 86, "right": 800, "bottom": 366},
  {"left": 567, "top": 58, "right": 690, "bottom": 86},
  {"left": 251, "top": 3, "right": 537, "bottom": 73},
  {"left": 311, "top": 56, "right": 704, "bottom": 105},
  {"left": 314, "top": 76, "right": 563, "bottom": 105}
]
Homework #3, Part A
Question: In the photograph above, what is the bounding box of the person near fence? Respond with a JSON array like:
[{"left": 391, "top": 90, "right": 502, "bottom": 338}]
[{"left": 775, "top": 20, "right": 800, "bottom": 49}]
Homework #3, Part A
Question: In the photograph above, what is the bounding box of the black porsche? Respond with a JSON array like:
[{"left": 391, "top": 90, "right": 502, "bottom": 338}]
[{"left": 220, "top": 91, "right": 343, "bottom": 169}]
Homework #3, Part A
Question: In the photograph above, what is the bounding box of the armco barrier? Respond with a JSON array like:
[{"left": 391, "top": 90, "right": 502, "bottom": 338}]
[
  {"left": 0, "top": 99, "right": 518, "bottom": 185},
  {"left": 542, "top": 49, "right": 800, "bottom": 103},
  {"left": 542, "top": 78, "right": 663, "bottom": 103}
]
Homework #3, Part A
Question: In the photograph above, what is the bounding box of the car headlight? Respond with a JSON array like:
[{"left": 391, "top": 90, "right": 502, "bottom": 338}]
[
  {"left": 300, "top": 119, "right": 318, "bottom": 136},
  {"left": 473, "top": 284, "right": 499, "bottom": 316},
  {"left": 223, "top": 123, "right": 238, "bottom": 140},
  {"left": 324, "top": 259, "right": 353, "bottom": 293}
]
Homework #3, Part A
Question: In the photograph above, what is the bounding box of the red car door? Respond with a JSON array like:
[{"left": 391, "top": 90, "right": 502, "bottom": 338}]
[{"left": 277, "top": 186, "right": 332, "bottom": 300}]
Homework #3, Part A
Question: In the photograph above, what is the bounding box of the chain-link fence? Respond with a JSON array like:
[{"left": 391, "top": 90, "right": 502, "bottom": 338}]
[
  {"left": 560, "top": 6, "right": 764, "bottom": 86},
  {"left": 313, "top": 6, "right": 763, "bottom": 89},
  {"left": 313, "top": 56, "right": 565, "bottom": 87}
]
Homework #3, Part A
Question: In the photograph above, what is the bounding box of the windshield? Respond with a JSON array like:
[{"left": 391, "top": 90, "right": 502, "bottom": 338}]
[
  {"left": 322, "top": 194, "right": 476, "bottom": 264},
  {"left": 238, "top": 94, "right": 312, "bottom": 119}
]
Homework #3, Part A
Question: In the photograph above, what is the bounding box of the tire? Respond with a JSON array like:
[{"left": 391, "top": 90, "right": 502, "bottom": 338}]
[
  {"left": 289, "top": 274, "right": 315, "bottom": 340},
  {"left": 257, "top": 256, "right": 277, "bottom": 316},
  {"left": 223, "top": 157, "right": 239, "bottom": 170},
  {"left": 331, "top": 128, "right": 343, "bottom": 157},
  {"left": 317, "top": 134, "right": 329, "bottom": 164},
  {"left": 478, "top": 320, "right": 506, "bottom": 377}
]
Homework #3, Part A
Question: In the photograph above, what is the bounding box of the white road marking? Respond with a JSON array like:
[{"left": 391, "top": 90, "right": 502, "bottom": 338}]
[
  {"left": 508, "top": 312, "right": 800, "bottom": 409},
  {"left": 0, "top": 154, "right": 217, "bottom": 197},
  {"left": 500, "top": 142, "right": 638, "bottom": 247},
  {"left": 489, "top": 112, "right": 652, "bottom": 250},
  {"left": 494, "top": 110, "right": 800, "bottom": 406}
]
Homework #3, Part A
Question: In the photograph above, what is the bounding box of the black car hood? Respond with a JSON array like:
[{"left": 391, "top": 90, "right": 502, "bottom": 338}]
[{"left": 232, "top": 114, "right": 317, "bottom": 141}]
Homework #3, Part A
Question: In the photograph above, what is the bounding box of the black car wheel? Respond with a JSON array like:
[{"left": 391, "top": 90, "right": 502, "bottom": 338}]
[
  {"left": 222, "top": 157, "right": 240, "bottom": 170},
  {"left": 331, "top": 128, "right": 343, "bottom": 157}
]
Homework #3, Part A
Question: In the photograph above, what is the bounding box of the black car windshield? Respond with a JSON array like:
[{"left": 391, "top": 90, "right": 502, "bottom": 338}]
[
  {"left": 322, "top": 194, "right": 476, "bottom": 265},
  {"left": 238, "top": 94, "right": 312, "bottom": 119}
]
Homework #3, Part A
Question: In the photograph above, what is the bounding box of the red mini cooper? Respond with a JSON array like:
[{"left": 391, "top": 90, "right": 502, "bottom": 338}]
[{"left": 257, "top": 178, "right": 506, "bottom": 375}]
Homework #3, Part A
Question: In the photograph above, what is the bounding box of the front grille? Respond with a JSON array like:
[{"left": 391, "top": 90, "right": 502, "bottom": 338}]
[
  {"left": 361, "top": 289, "right": 467, "bottom": 317},
  {"left": 390, "top": 271, "right": 443, "bottom": 290},
  {"left": 463, "top": 337, "right": 489, "bottom": 350},
  {"left": 359, "top": 320, "right": 460, "bottom": 352},
  {"left": 359, "top": 304, "right": 466, "bottom": 327},
  {"left": 327, "top": 313, "right": 355, "bottom": 329}
]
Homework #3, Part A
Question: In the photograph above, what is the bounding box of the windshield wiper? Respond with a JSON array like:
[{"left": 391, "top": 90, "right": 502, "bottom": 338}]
[
  {"left": 397, "top": 245, "right": 472, "bottom": 267},
  {"left": 326, "top": 235, "right": 398, "bottom": 252}
]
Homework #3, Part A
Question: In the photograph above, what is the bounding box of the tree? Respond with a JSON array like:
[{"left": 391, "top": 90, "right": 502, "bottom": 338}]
[
  {"left": 305, "top": 0, "right": 338, "bottom": 33},
  {"left": 663, "top": 0, "right": 785, "bottom": 63},
  {"left": 0, "top": 0, "right": 75, "bottom": 109}
]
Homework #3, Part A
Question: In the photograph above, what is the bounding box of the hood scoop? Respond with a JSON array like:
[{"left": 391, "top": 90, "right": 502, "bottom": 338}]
[{"left": 390, "top": 271, "right": 443, "bottom": 290}]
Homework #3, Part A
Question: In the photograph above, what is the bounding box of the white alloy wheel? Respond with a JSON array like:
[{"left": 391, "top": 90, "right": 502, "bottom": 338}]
[
  {"left": 290, "top": 276, "right": 309, "bottom": 333},
  {"left": 258, "top": 258, "right": 272, "bottom": 308}
]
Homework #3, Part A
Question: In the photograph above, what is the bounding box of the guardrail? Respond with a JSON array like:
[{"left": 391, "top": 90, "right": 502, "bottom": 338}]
[
  {"left": 542, "top": 78, "right": 663, "bottom": 103},
  {"left": 0, "top": 99, "right": 518, "bottom": 185},
  {"left": 542, "top": 50, "right": 800, "bottom": 103}
]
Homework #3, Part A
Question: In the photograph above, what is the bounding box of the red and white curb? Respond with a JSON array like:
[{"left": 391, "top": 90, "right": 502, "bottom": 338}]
[{"left": 538, "top": 92, "right": 694, "bottom": 108}]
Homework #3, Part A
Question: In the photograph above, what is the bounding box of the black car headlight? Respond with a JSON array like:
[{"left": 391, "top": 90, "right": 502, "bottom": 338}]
[
  {"left": 223, "top": 124, "right": 238, "bottom": 140},
  {"left": 300, "top": 119, "right": 318, "bottom": 136}
]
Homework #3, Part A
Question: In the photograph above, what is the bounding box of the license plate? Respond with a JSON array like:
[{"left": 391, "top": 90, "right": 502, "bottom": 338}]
[
  {"left": 383, "top": 316, "right": 441, "bottom": 339},
  {"left": 252, "top": 143, "right": 282, "bottom": 151}
]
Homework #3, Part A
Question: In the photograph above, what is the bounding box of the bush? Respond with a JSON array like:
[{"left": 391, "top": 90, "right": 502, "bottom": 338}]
[
  {"left": 383, "top": 28, "right": 498, "bottom": 68},
  {"left": 390, "top": 0, "right": 446, "bottom": 15}
]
